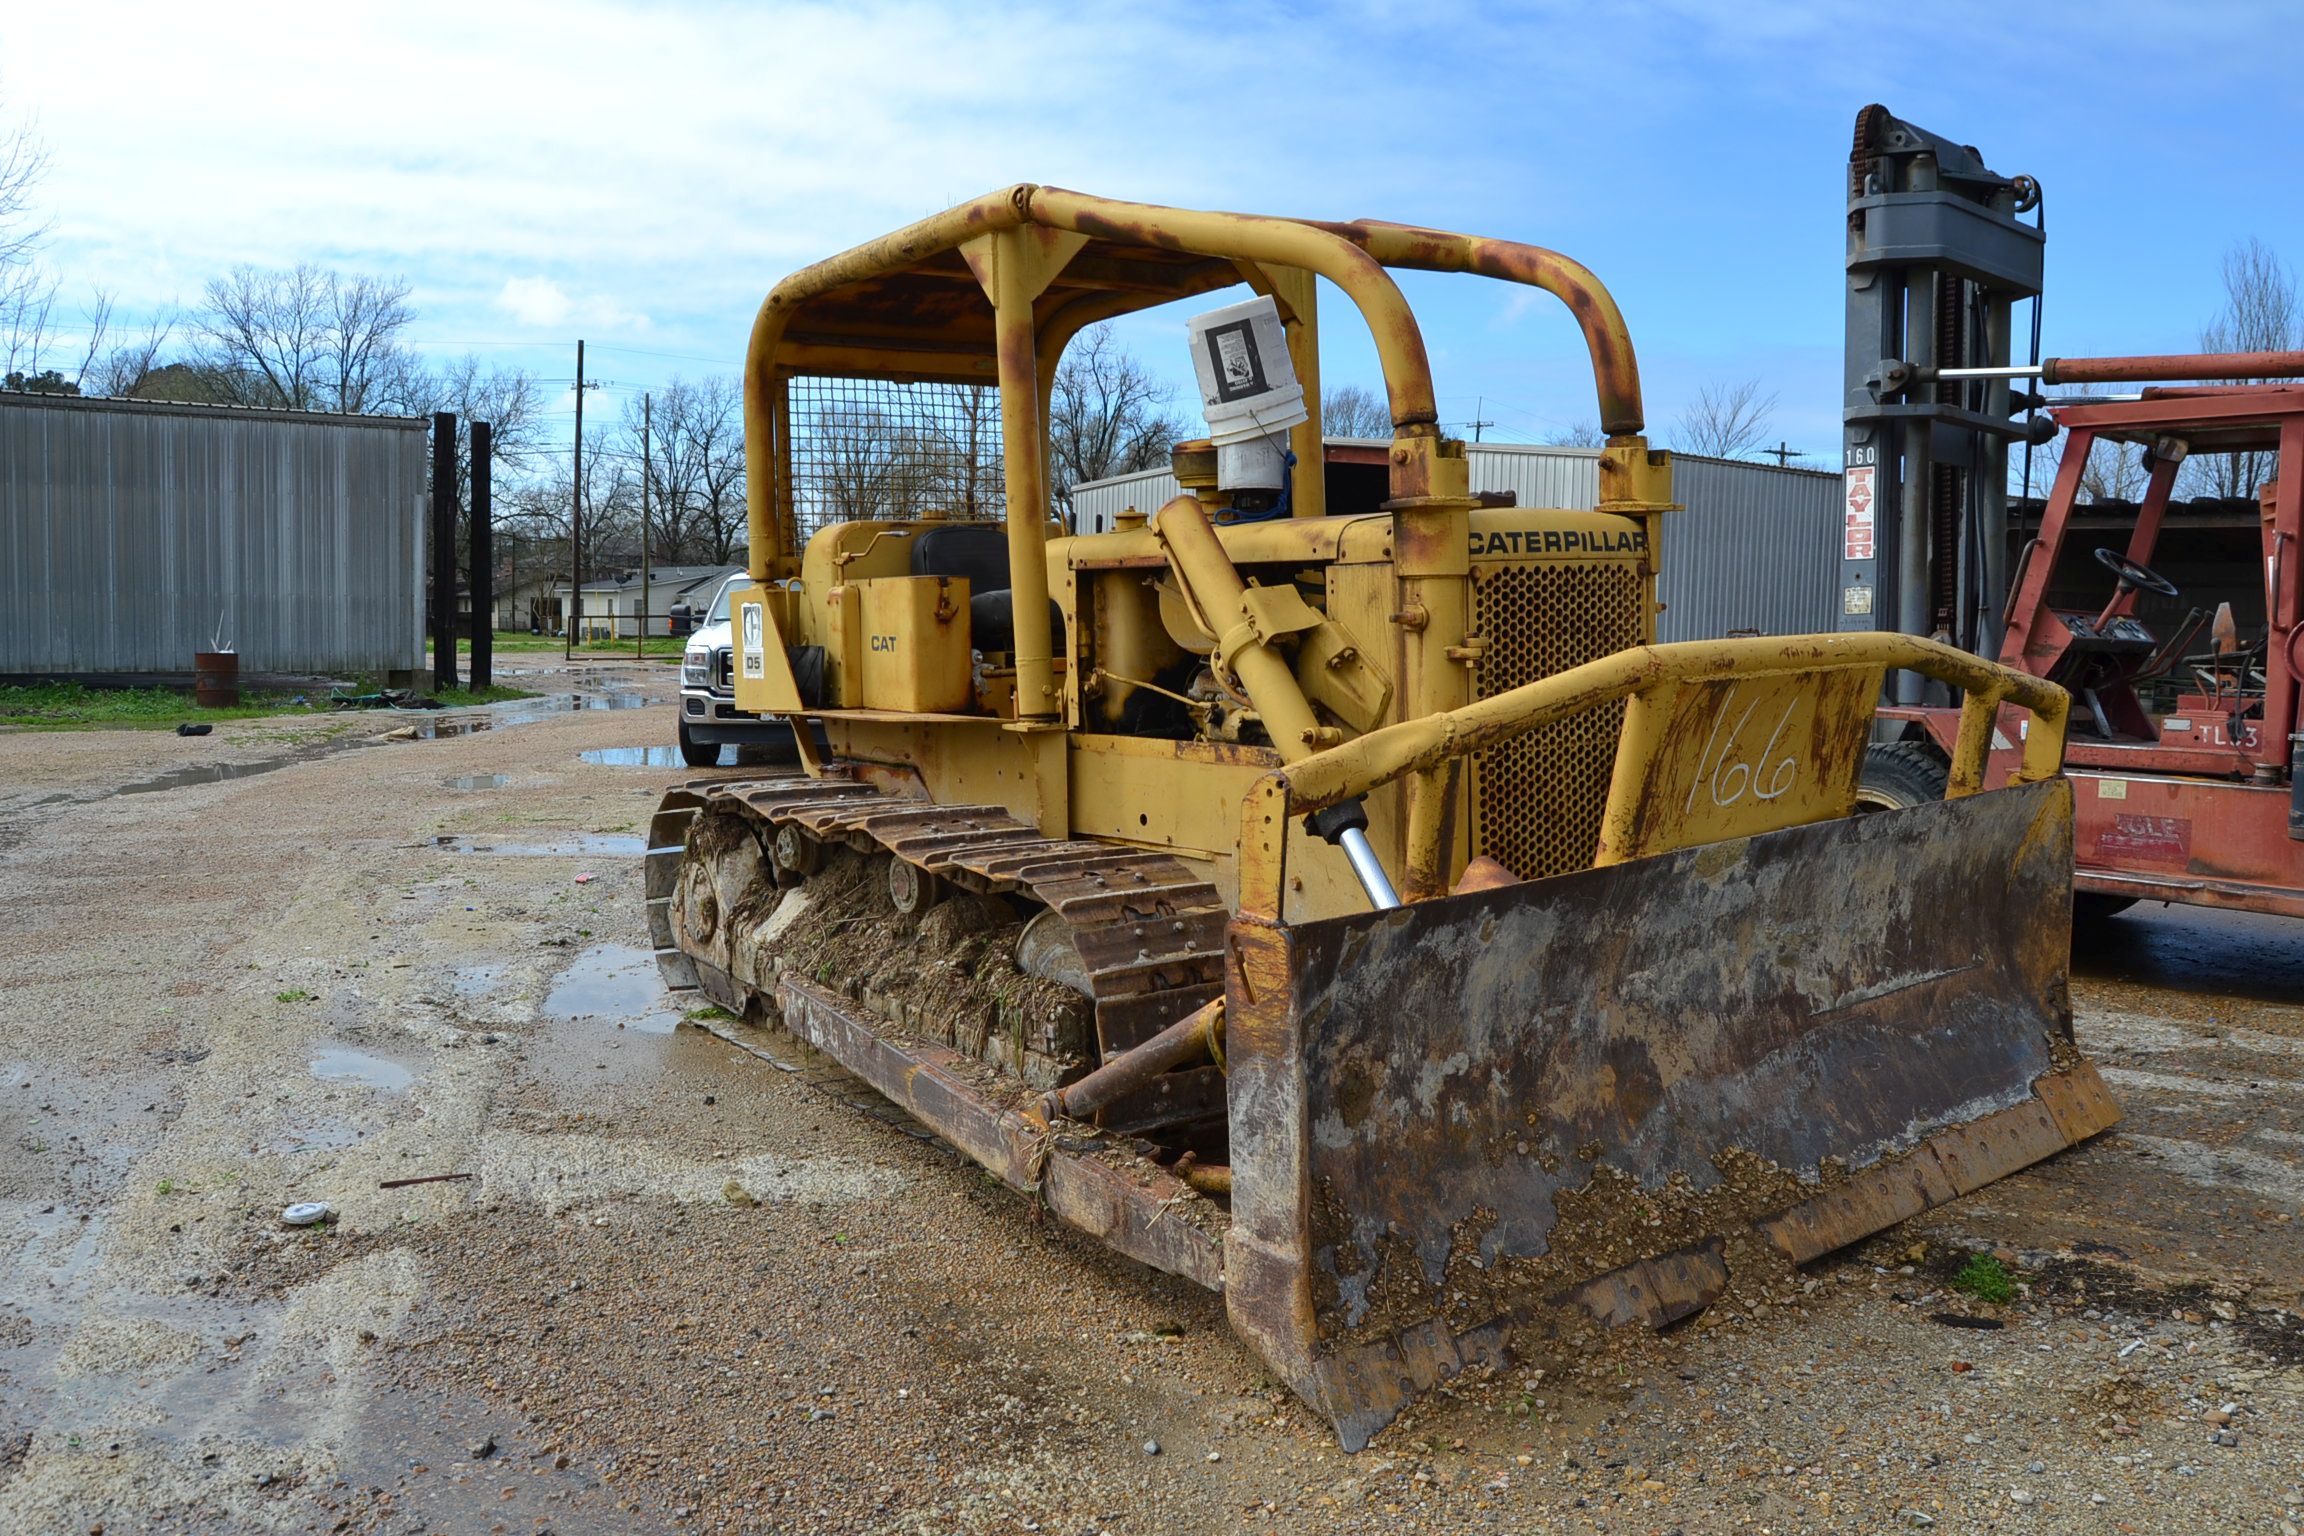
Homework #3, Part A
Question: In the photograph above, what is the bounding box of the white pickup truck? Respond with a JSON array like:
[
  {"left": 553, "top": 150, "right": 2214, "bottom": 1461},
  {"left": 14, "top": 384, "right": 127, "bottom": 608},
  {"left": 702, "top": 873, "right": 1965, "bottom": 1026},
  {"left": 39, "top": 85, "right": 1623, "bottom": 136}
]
[{"left": 675, "top": 574, "right": 796, "bottom": 767}]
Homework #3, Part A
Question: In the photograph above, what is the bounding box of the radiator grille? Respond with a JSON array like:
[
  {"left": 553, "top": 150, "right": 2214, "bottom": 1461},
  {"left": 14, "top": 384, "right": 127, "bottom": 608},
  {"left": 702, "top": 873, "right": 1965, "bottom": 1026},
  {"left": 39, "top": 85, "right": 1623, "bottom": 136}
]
[{"left": 1471, "top": 562, "right": 1647, "bottom": 879}]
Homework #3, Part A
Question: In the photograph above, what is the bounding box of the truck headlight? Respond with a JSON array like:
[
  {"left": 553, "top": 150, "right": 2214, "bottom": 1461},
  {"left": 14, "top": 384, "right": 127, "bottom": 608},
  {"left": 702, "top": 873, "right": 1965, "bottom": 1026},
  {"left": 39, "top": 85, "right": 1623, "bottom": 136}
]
[{"left": 681, "top": 648, "right": 711, "bottom": 686}]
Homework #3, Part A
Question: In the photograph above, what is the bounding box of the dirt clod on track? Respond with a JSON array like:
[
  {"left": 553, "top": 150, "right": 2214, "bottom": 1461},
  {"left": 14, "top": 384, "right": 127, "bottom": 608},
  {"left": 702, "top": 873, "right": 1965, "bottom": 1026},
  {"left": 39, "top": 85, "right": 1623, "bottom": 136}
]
[{"left": 4, "top": 661, "right": 2303, "bottom": 1534}]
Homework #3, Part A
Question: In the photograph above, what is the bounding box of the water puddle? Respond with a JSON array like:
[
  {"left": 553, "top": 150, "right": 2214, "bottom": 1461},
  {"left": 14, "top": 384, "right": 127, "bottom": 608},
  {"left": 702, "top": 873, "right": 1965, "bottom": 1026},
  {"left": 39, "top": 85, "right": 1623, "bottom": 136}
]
[
  {"left": 115, "top": 757, "right": 303, "bottom": 796},
  {"left": 309, "top": 1044, "right": 416, "bottom": 1093},
  {"left": 542, "top": 944, "right": 683, "bottom": 1034},
  {"left": 434, "top": 833, "right": 644, "bottom": 858},
  {"left": 393, "top": 693, "right": 658, "bottom": 740},
  {"left": 450, "top": 962, "right": 506, "bottom": 1001},
  {"left": 578, "top": 746, "right": 687, "bottom": 768},
  {"left": 443, "top": 773, "right": 511, "bottom": 790}
]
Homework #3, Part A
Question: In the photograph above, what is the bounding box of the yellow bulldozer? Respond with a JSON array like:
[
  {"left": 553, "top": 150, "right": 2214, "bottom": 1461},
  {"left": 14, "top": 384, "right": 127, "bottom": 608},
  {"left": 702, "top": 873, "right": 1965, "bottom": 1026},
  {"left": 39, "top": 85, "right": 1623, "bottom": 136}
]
[{"left": 646, "top": 185, "right": 2116, "bottom": 1449}]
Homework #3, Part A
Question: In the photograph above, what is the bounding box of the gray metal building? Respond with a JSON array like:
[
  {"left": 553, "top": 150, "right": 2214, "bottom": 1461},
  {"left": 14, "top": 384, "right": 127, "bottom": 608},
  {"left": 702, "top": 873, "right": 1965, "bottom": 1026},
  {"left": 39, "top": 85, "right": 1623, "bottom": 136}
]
[
  {"left": 0, "top": 392, "right": 429, "bottom": 678},
  {"left": 1068, "top": 441, "right": 1840, "bottom": 643}
]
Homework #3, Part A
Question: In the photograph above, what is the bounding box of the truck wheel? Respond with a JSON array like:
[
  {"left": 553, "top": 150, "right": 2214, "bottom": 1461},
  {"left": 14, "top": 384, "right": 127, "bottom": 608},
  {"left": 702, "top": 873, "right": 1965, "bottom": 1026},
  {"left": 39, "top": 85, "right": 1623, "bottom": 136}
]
[
  {"left": 1853, "top": 741, "right": 1949, "bottom": 811},
  {"left": 677, "top": 718, "right": 722, "bottom": 768}
]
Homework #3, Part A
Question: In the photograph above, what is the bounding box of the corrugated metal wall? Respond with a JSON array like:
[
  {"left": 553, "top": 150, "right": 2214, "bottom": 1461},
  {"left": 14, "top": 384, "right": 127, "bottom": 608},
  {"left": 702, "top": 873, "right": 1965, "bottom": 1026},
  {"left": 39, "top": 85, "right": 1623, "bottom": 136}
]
[
  {"left": 1070, "top": 443, "right": 1839, "bottom": 642},
  {"left": 1656, "top": 455, "right": 1839, "bottom": 642},
  {"left": 0, "top": 393, "right": 429, "bottom": 676}
]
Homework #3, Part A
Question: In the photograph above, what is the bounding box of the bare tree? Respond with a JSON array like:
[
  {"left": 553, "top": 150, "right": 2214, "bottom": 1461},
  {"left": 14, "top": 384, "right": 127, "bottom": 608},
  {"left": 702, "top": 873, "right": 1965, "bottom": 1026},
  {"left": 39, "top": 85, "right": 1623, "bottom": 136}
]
[
  {"left": 1048, "top": 325, "right": 1187, "bottom": 506},
  {"left": 194, "top": 263, "right": 419, "bottom": 412},
  {"left": 1321, "top": 383, "right": 1391, "bottom": 438},
  {"left": 0, "top": 97, "right": 52, "bottom": 375},
  {"left": 2029, "top": 382, "right": 2151, "bottom": 504},
  {"left": 2184, "top": 236, "right": 2297, "bottom": 500},
  {"left": 1674, "top": 378, "right": 1777, "bottom": 459},
  {"left": 1545, "top": 419, "right": 1606, "bottom": 448},
  {"left": 0, "top": 99, "right": 46, "bottom": 273},
  {"left": 678, "top": 375, "right": 749, "bottom": 564},
  {"left": 424, "top": 354, "right": 544, "bottom": 485}
]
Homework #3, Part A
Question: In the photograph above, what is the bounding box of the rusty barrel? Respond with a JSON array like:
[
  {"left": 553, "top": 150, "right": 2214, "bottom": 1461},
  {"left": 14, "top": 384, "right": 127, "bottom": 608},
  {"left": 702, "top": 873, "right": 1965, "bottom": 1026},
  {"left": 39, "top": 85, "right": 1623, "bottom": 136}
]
[{"left": 192, "top": 650, "right": 239, "bottom": 708}]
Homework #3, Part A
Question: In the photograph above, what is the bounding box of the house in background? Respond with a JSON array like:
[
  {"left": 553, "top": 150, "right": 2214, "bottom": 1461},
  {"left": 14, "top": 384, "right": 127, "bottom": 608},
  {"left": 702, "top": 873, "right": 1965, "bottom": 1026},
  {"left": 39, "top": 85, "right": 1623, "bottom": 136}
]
[
  {"left": 551, "top": 565, "right": 741, "bottom": 641},
  {"left": 493, "top": 573, "right": 571, "bottom": 635}
]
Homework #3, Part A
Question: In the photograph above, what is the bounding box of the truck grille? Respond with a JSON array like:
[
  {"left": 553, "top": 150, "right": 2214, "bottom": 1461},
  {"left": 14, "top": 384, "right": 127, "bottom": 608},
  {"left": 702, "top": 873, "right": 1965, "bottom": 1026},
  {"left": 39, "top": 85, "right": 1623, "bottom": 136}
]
[{"left": 1470, "top": 563, "right": 1647, "bottom": 879}]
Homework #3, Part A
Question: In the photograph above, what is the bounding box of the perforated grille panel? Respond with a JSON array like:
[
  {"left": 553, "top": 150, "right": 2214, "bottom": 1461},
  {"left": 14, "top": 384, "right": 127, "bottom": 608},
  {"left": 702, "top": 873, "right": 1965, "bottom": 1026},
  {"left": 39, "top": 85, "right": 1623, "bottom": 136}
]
[{"left": 1471, "top": 562, "right": 1648, "bottom": 879}]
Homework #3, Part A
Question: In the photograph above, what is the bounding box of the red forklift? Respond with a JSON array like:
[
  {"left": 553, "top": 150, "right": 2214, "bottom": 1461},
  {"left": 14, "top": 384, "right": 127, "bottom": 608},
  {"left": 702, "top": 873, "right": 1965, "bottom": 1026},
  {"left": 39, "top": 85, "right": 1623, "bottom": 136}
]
[
  {"left": 1837, "top": 105, "right": 2304, "bottom": 921},
  {"left": 1869, "top": 372, "right": 2304, "bottom": 919}
]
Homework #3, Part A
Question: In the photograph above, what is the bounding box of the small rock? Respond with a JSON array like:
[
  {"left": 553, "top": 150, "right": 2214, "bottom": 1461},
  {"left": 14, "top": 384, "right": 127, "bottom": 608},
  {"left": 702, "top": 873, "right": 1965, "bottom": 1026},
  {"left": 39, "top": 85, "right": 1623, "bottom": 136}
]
[
  {"left": 2008, "top": 1487, "right": 2035, "bottom": 1505},
  {"left": 2204, "top": 1408, "right": 2233, "bottom": 1426},
  {"left": 2027, "top": 1460, "right": 2045, "bottom": 1474},
  {"left": 2211, "top": 1430, "right": 2240, "bottom": 1448},
  {"left": 468, "top": 1436, "right": 495, "bottom": 1460},
  {"left": 1142, "top": 1440, "right": 1161, "bottom": 1456},
  {"left": 1205, "top": 1450, "right": 1221, "bottom": 1463}
]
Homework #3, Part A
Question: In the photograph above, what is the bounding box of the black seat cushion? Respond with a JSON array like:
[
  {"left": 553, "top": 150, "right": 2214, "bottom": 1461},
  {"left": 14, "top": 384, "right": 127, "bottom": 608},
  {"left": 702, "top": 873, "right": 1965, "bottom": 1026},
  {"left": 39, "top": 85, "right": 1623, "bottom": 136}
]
[
  {"left": 970, "top": 590, "right": 1064, "bottom": 655},
  {"left": 910, "top": 524, "right": 1011, "bottom": 593}
]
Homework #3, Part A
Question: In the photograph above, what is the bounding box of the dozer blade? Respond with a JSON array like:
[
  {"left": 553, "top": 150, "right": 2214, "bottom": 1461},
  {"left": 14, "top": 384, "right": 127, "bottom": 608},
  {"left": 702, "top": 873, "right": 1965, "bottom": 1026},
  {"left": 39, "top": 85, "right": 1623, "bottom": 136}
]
[{"left": 1221, "top": 775, "right": 2116, "bottom": 1450}]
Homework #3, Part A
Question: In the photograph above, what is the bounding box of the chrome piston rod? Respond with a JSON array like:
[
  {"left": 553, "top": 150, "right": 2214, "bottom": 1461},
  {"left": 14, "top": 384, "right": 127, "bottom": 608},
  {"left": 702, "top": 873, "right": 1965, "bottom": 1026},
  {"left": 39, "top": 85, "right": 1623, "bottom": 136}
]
[{"left": 1337, "top": 825, "right": 1401, "bottom": 910}]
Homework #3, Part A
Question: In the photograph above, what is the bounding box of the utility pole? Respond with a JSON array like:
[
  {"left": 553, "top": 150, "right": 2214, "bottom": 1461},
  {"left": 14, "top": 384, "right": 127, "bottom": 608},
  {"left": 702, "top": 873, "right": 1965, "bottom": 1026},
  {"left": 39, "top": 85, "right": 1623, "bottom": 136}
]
[
  {"left": 470, "top": 420, "right": 494, "bottom": 691},
  {"left": 1763, "top": 440, "right": 1802, "bottom": 467},
  {"left": 567, "top": 338, "right": 586, "bottom": 660},
  {"left": 1467, "top": 395, "right": 1494, "bottom": 444},
  {"left": 638, "top": 392, "right": 651, "bottom": 662}
]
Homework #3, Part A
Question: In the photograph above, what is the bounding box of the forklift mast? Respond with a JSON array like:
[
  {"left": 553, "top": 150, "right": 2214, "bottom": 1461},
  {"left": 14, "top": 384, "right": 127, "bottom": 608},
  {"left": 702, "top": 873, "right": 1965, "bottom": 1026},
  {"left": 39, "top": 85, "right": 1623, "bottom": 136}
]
[{"left": 1842, "top": 105, "right": 2046, "bottom": 695}]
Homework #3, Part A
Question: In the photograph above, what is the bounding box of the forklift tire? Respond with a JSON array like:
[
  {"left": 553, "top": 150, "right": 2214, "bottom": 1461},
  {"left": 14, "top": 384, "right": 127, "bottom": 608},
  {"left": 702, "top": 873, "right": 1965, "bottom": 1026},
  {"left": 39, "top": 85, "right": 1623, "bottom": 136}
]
[
  {"left": 677, "top": 718, "right": 723, "bottom": 768},
  {"left": 1853, "top": 741, "right": 1949, "bottom": 812}
]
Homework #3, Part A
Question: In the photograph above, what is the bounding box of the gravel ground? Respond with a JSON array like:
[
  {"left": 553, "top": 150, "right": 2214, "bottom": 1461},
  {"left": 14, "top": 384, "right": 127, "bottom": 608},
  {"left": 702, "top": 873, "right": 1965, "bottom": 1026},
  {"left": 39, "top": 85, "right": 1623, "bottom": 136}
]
[{"left": 3, "top": 660, "right": 2301, "bottom": 1534}]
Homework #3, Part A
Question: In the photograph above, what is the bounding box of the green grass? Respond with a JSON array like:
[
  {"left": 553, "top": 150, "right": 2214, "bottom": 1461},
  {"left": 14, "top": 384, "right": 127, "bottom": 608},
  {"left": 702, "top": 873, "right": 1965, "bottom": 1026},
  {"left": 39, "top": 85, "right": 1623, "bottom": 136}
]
[
  {"left": 275, "top": 989, "right": 312, "bottom": 1004},
  {"left": 1951, "top": 1253, "right": 2016, "bottom": 1304},
  {"left": 0, "top": 683, "right": 330, "bottom": 730},
  {"left": 448, "top": 633, "right": 684, "bottom": 658},
  {"left": 0, "top": 679, "right": 539, "bottom": 730}
]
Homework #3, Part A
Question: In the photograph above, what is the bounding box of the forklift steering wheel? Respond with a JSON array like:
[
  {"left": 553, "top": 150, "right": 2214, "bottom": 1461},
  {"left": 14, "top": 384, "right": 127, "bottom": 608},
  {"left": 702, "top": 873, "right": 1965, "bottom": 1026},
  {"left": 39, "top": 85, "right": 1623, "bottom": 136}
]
[{"left": 2093, "top": 547, "right": 2180, "bottom": 599}]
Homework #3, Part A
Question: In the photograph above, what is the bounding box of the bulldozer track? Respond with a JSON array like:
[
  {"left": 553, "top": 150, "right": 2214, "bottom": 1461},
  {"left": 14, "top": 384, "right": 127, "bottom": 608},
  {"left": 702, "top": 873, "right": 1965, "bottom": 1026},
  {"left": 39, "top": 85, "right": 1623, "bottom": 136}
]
[{"left": 644, "top": 772, "right": 1232, "bottom": 1130}]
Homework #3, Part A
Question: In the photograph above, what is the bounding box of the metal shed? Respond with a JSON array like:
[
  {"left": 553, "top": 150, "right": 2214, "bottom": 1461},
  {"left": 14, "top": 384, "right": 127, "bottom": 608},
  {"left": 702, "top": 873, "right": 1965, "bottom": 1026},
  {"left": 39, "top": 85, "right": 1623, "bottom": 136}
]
[
  {"left": 0, "top": 392, "right": 429, "bottom": 678},
  {"left": 1068, "top": 440, "right": 1840, "bottom": 643}
]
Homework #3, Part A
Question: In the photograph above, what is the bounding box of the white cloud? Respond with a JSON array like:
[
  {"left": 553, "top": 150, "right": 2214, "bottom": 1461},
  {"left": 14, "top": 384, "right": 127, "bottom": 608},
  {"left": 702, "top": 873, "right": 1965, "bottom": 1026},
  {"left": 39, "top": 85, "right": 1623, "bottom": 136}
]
[
  {"left": 494, "top": 276, "right": 645, "bottom": 333},
  {"left": 496, "top": 277, "right": 572, "bottom": 328}
]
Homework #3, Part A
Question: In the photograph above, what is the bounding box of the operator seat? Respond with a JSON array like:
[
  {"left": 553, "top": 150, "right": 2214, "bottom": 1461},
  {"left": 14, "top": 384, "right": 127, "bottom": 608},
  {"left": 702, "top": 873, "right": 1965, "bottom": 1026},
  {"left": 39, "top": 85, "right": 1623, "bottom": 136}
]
[{"left": 908, "top": 522, "right": 1060, "bottom": 656}]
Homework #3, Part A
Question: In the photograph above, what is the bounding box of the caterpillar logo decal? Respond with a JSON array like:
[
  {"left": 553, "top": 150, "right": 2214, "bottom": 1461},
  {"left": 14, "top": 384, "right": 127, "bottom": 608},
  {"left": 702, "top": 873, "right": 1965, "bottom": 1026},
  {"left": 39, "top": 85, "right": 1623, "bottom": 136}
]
[
  {"left": 739, "top": 603, "right": 764, "bottom": 678},
  {"left": 1471, "top": 527, "right": 1647, "bottom": 558}
]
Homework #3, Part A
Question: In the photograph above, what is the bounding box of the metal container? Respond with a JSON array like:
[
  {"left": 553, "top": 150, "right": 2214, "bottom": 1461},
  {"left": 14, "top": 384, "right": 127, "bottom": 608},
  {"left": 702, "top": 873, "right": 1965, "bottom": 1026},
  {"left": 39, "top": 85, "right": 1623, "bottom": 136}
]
[{"left": 193, "top": 650, "right": 239, "bottom": 707}]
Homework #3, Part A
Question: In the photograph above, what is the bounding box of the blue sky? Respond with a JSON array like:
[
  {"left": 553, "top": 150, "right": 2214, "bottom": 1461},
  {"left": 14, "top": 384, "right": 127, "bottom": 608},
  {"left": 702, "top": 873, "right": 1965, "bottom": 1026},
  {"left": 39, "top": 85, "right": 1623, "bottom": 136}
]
[{"left": 6, "top": 0, "right": 2301, "bottom": 469}]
